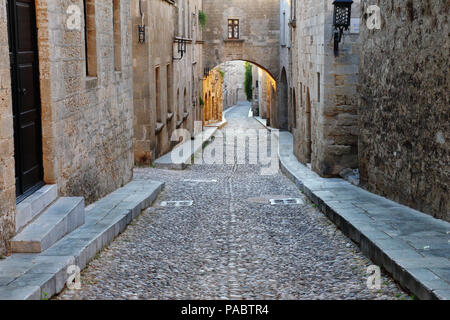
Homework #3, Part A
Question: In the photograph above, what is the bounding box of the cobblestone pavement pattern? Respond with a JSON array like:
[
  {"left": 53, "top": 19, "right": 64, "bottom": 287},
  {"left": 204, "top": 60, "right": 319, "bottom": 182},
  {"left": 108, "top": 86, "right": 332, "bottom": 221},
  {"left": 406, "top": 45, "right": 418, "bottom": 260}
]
[{"left": 56, "top": 104, "right": 409, "bottom": 300}]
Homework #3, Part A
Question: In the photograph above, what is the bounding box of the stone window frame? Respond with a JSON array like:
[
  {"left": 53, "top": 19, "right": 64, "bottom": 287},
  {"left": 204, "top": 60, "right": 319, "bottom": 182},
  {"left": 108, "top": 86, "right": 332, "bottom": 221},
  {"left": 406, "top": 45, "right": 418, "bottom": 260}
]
[
  {"left": 84, "top": 0, "right": 97, "bottom": 77},
  {"left": 228, "top": 19, "right": 240, "bottom": 40},
  {"left": 317, "top": 72, "right": 321, "bottom": 103},
  {"left": 155, "top": 66, "right": 162, "bottom": 123}
]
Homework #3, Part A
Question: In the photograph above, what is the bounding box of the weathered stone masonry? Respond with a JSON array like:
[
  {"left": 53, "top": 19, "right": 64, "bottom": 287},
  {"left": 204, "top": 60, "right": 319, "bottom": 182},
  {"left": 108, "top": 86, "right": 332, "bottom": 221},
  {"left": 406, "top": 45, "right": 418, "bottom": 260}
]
[
  {"left": 37, "top": 0, "right": 134, "bottom": 204},
  {"left": 292, "top": 0, "right": 360, "bottom": 177},
  {"left": 358, "top": 0, "right": 449, "bottom": 221},
  {"left": 0, "top": 0, "right": 134, "bottom": 254},
  {"left": 133, "top": 0, "right": 203, "bottom": 163},
  {"left": 202, "top": 0, "right": 280, "bottom": 79}
]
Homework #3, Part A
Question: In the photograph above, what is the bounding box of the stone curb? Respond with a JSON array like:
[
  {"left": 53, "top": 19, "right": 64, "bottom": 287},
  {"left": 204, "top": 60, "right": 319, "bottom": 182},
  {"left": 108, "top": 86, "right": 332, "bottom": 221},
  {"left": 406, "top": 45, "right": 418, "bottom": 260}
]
[
  {"left": 0, "top": 180, "right": 164, "bottom": 300},
  {"left": 278, "top": 132, "right": 450, "bottom": 300},
  {"left": 253, "top": 116, "right": 277, "bottom": 131}
]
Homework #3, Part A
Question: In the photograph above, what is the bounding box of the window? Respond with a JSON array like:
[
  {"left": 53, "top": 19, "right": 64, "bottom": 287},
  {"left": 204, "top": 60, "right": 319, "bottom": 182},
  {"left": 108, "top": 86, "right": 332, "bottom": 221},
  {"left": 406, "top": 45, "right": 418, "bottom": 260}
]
[
  {"left": 317, "top": 73, "right": 321, "bottom": 102},
  {"left": 300, "top": 82, "right": 303, "bottom": 108},
  {"left": 292, "top": 89, "right": 297, "bottom": 128},
  {"left": 228, "top": 19, "right": 239, "bottom": 39},
  {"left": 155, "top": 67, "right": 161, "bottom": 122},
  {"left": 113, "top": 0, "right": 121, "bottom": 71},
  {"left": 167, "top": 64, "right": 172, "bottom": 113},
  {"left": 84, "top": 0, "right": 97, "bottom": 76}
]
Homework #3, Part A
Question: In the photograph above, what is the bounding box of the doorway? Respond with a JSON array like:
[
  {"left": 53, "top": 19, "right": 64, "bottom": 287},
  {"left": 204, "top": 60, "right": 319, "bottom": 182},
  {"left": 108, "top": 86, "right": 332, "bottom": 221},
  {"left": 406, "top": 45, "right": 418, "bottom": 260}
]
[{"left": 7, "top": 0, "right": 44, "bottom": 201}]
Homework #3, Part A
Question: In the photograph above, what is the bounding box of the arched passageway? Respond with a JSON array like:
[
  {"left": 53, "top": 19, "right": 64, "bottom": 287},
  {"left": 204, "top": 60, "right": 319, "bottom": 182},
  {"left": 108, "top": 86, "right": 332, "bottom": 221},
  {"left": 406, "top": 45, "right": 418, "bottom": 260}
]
[{"left": 204, "top": 60, "right": 277, "bottom": 127}]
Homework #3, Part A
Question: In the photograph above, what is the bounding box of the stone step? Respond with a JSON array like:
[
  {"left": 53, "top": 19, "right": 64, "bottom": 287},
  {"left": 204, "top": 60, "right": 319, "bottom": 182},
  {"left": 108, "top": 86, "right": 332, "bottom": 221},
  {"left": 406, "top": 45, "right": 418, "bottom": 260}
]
[
  {"left": 10, "top": 197, "right": 85, "bottom": 253},
  {"left": 15, "top": 185, "right": 58, "bottom": 232}
]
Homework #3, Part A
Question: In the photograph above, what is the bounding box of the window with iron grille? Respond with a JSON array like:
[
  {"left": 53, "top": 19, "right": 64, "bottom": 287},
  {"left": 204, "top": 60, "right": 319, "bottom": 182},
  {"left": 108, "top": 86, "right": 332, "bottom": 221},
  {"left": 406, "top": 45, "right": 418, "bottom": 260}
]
[{"left": 228, "top": 19, "right": 239, "bottom": 39}]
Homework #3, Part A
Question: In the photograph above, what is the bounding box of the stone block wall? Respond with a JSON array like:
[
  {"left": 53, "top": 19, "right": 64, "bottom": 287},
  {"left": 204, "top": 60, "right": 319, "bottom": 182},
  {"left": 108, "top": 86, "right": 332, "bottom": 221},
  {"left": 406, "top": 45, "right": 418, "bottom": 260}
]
[
  {"left": 220, "top": 60, "right": 245, "bottom": 109},
  {"left": 0, "top": 0, "right": 134, "bottom": 253},
  {"left": 36, "top": 0, "right": 134, "bottom": 204},
  {"left": 256, "top": 67, "right": 277, "bottom": 124},
  {"left": 277, "top": 0, "right": 290, "bottom": 131},
  {"left": 202, "top": 0, "right": 280, "bottom": 78},
  {"left": 0, "top": 0, "right": 15, "bottom": 255},
  {"left": 358, "top": 0, "right": 449, "bottom": 221},
  {"left": 133, "top": 0, "right": 203, "bottom": 162},
  {"left": 202, "top": 69, "right": 224, "bottom": 125},
  {"left": 292, "top": 0, "right": 360, "bottom": 177}
]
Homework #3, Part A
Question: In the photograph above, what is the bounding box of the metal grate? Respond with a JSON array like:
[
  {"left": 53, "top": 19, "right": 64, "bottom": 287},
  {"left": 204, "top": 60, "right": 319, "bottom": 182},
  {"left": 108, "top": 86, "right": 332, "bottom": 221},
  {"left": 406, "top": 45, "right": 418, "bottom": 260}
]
[
  {"left": 269, "top": 198, "right": 304, "bottom": 206},
  {"left": 160, "top": 201, "right": 194, "bottom": 207}
]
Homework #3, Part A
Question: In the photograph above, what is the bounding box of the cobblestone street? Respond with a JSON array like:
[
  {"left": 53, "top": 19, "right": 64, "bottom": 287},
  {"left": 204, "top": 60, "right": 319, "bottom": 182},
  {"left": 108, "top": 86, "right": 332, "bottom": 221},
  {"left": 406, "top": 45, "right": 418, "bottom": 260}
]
[{"left": 56, "top": 105, "right": 409, "bottom": 300}]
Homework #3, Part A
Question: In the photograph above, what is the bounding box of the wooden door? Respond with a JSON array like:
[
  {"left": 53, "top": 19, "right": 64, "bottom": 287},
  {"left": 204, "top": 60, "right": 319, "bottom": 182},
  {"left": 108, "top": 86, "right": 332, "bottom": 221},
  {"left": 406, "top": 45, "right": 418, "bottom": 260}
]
[{"left": 7, "top": 0, "right": 43, "bottom": 201}]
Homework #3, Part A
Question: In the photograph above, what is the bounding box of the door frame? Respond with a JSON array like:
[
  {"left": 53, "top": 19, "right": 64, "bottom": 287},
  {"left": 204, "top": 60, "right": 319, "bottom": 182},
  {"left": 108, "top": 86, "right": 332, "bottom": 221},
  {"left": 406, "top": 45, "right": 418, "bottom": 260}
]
[{"left": 7, "top": 0, "right": 44, "bottom": 203}]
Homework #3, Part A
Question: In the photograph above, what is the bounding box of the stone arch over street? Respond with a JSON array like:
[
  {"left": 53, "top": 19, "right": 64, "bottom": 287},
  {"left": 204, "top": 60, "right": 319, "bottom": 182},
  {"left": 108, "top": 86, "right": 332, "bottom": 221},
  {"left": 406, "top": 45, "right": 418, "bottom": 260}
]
[{"left": 202, "top": 0, "right": 280, "bottom": 80}]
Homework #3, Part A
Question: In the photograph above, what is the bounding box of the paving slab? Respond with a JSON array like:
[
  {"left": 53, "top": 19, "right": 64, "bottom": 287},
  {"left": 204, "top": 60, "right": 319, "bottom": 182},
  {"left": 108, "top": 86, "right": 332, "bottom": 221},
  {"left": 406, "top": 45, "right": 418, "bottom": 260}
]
[
  {"left": 278, "top": 131, "right": 450, "bottom": 300},
  {"left": 0, "top": 179, "right": 163, "bottom": 300}
]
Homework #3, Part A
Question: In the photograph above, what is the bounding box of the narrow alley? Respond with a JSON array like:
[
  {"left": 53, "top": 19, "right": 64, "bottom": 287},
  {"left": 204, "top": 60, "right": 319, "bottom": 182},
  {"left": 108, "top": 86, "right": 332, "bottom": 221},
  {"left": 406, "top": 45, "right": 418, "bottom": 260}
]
[
  {"left": 56, "top": 104, "right": 407, "bottom": 300},
  {"left": 0, "top": 0, "right": 447, "bottom": 303}
]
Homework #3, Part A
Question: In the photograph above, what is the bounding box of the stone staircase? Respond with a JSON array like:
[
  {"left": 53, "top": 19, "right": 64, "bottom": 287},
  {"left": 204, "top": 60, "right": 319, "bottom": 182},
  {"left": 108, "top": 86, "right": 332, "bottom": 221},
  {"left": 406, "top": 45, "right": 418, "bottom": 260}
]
[
  {"left": 10, "top": 185, "right": 85, "bottom": 253},
  {"left": 0, "top": 179, "right": 163, "bottom": 299}
]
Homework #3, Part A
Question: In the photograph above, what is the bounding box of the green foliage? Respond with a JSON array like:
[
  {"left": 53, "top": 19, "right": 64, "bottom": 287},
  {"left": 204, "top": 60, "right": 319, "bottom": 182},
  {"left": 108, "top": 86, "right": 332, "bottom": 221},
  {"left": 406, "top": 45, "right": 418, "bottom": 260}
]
[
  {"left": 244, "top": 62, "right": 253, "bottom": 101},
  {"left": 199, "top": 96, "right": 204, "bottom": 106},
  {"left": 216, "top": 68, "right": 225, "bottom": 79},
  {"left": 198, "top": 11, "right": 207, "bottom": 28}
]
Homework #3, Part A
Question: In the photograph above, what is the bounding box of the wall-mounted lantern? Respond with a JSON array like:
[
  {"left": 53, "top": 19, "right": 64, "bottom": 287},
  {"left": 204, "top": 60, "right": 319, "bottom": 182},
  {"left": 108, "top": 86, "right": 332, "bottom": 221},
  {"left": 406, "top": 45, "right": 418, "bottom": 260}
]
[
  {"left": 138, "top": 0, "right": 145, "bottom": 43},
  {"left": 332, "top": 0, "right": 353, "bottom": 57},
  {"left": 173, "top": 38, "right": 187, "bottom": 60}
]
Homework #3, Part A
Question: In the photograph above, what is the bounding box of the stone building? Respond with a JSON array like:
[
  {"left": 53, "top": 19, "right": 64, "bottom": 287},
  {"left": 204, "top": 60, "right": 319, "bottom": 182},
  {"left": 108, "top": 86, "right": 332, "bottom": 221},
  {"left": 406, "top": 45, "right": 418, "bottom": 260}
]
[
  {"left": 255, "top": 67, "right": 277, "bottom": 124},
  {"left": 132, "top": 0, "right": 204, "bottom": 163},
  {"left": 276, "top": 0, "right": 290, "bottom": 131},
  {"left": 291, "top": 0, "right": 360, "bottom": 177},
  {"left": 219, "top": 61, "right": 246, "bottom": 109},
  {"left": 202, "top": 68, "right": 223, "bottom": 125},
  {"left": 0, "top": 0, "right": 133, "bottom": 254},
  {"left": 202, "top": 0, "right": 280, "bottom": 82},
  {"left": 358, "top": 0, "right": 449, "bottom": 221},
  {"left": 202, "top": 0, "right": 282, "bottom": 127}
]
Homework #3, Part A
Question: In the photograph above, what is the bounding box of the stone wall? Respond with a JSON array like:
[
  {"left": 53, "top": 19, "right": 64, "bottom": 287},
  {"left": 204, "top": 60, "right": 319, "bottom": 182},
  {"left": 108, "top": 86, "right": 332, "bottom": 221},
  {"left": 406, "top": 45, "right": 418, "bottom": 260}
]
[
  {"left": 202, "top": 69, "right": 223, "bottom": 125},
  {"left": 202, "top": 0, "right": 280, "bottom": 78},
  {"left": 219, "top": 60, "right": 245, "bottom": 109},
  {"left": 358, "top": 0, "right": 449, "bottom": 221},
  {"left": 276, "top": 0, "right": 290, "bottom": 131},
  {"left": 133, "top": 0, "right": 203, "bottom": 162},
  {"left": 0, "top": 0, "right": 15, "bottom": 255},
  {"left": 256, "top": 67, "right": 277, "bottom": 124},
  {"left": 0, "top": 0, "right": 134, "bottom": 253},
  {"left": 292, "top": 0, "right": 360, "bottom": 177},
  {"left": 37, "top": 0, "right": 134, "bottom": 204}
]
